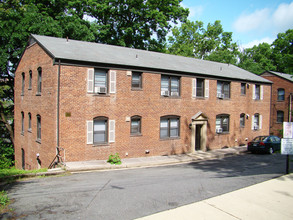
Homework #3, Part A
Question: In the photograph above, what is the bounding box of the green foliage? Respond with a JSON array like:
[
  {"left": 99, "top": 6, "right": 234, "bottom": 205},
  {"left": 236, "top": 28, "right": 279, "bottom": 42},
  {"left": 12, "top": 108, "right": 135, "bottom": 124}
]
[
  {"left": 0, "top": 167, "right": 47, "bottom": 180},
  {"left": 272, "top": 29, "right": 293, "bottom": 74},
  {"left": 167, "top": 20, "right": 239, "bottom": 65},
  {"left": 0, "top": 190, "right": 10, "bottom": 211},
  {"left": 238, "top": 29, "right": 293, "bottom": 75},
  {"left": 238, "top": 43, "right": 276, "bottom": 75},
  {"left": 0, "top": 139, "right": 14, "bottom": 169},
  {"left": 107, "top": 153, "right": 122, "bottom": 165},
  {"left": 87, "top": 0, "right": 189, "bottom": 51}
]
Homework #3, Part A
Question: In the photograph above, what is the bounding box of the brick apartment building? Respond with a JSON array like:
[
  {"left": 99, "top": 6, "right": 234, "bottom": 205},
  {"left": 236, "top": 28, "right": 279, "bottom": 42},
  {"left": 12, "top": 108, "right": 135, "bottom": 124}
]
[
  {"left": 260, "top": 71, "right": 293, "bottom": 136},
  {"left": 14, "top": 34, "right": 272, "bottom": 169}
]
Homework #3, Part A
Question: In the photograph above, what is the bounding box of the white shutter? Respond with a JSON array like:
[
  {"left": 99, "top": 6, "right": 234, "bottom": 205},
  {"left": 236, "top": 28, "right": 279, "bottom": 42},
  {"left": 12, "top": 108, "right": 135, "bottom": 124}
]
[
  {"left": 260, "top": 85, "right": 263, "bottom": 100},
  {"left": 192, "top": 78, "right": 197, "bottom": 97},
  {"left": 109, "top": 70, "right": 116, "bottom": 93},
  {"left": 252, "top": 84, "right": 255, "bottom": 100},
  {"left": 251, "top": 115, "right": 255, "bottom": 130},
  {"left": 259, "top": 115, "right": 262, "bottom": 129},
  {"left": 87, "top": 68, "right": 94, "bottom": 93},
  {"left": 205, "top": 80, "right": 209, "bottom": 98},
  {"left": 109, "top": 120, "right": 115, "bottom": 143},
  {"left": 87, "top": 120, "right": 93, "bottom": 144}
]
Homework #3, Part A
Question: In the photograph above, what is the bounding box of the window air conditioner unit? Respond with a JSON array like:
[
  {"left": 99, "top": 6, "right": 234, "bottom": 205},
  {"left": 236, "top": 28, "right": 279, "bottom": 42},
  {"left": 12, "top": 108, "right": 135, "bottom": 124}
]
[
  {"left": 217, "top": 93, "right": 224, "bottom": 99},
  {"left": 216, "top": 128, "right": 223, "bottom": 133},
  {"left": 95, "top": 87, "right": 107, "bottom": 94},
  {"left": 161, "top": 91, "right": 169, "bottom": 97},
  {"left": 254, "top": 125, "right": 259, "bottom": 130}
]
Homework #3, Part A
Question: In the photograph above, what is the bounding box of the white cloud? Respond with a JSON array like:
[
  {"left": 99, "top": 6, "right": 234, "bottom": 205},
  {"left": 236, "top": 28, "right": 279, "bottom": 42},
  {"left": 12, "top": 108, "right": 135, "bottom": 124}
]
[
  {"left": 272, "top": 2, "right": 293, "bottom": 33},
  {"left": 188, "top": 6, "right": 204, "bottom": 19},
  {"left": 233, "top": 2, "right": 293, "bottom": 34},
  {"left": 233, "top": 8, "right": 270, "bottom": 33},
  {"left": 240, "top": 37, "right": 275, "bottom": 49},
  {"left": 181, "top": 3, "right": 204, "bottom": 20}
]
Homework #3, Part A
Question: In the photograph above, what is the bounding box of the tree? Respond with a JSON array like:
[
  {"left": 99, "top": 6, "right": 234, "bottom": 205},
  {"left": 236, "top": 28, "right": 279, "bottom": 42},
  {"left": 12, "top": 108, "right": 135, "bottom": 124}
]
[
  {"left": 238, "top": 43, "right": 276, "bottom": 75},
  {"left": 0, "top": 0, "right": 189, "bottom": 166},
  {"left": 167, "top": 20, "right": 239, "bottom": 64},
  {"left": 87, "top": 0, "right": 189, "bottom": 51},
  {"left": 271, "top": 29, "right": 293, "bottom": 74}
]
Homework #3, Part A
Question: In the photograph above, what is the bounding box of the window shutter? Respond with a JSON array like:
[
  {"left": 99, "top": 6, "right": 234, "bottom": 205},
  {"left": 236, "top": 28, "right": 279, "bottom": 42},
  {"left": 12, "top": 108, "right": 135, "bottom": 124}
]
[
  {"left": 109, "top": 120, "right": 115, "bottom": 143},
  {"left": 205, "top": 80, "right": 209, "bottom": 98},
  {"left": 251, "top": 115, "right": 255, "bottom": 130},
  {"left": 87, "top": 120, "right": 93, "bottom": 144},
  {"left": 109, "top": 70, "right": 116, "bottom": 93},
  {"left": 252, "top": 84, "right": 255, "bottom": 100},
  {"left": 87, "top": 68, "right": 94, "bottom": 93},
  {"left": 260, "top": 85, "right": 263, "bottom": 100},
  {"left": 259, "top": 115, "right": 262, "bottom": 129},
  {"left": 192, "top": 78, "right": 196, "bottom": 97}
]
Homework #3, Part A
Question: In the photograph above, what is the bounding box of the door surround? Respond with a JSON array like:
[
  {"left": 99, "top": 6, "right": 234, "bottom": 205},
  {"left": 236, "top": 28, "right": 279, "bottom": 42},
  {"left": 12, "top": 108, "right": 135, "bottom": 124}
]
[{"left": 190, "top": 112, "right": 208, "bottom": 153}]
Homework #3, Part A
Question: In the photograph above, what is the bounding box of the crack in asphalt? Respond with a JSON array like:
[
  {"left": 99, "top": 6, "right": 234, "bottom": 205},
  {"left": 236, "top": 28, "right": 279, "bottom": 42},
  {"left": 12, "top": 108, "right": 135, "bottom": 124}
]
[{"left": 85, "top": 179, "right": 111, "bottom": 210}]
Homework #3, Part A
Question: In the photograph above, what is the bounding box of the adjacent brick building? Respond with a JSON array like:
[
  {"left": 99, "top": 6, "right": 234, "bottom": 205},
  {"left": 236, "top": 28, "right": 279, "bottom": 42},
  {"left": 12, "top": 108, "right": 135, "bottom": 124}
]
[
  {"left": 14, "top": 35, "right": 272, "bottom": 169},
  {"left": 260, "top": 71, "right": 293, "bottom": 136}
]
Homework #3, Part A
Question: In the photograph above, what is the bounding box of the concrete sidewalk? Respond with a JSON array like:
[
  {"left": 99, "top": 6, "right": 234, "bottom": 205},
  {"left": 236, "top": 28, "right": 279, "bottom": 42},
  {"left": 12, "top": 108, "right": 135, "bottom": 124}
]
[
  {"left": 136, "top": 174, "right": 293, "bottom": 220},
  {"left": 65, "top": 146, "right": 247, "bottom": 172}
]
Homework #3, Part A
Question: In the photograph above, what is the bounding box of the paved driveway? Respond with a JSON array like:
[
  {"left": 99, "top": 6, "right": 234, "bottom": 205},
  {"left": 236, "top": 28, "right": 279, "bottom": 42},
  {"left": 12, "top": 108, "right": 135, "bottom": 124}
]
[{"left": 5, "top": 153, "right": 290, "bottom": 219}]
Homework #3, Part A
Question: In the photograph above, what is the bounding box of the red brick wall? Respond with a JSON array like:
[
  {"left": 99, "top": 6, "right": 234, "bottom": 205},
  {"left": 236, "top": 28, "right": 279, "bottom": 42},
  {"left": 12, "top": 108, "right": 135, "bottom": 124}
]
[
  {"left": 59, "top": 66, "right": 271, "bottom": 162},
  {"left": 15, "top": 43, "right": 272, "bottom": 168},
  {"left": 14, "top": 43, "right": 57, "bottom": 169},
  {"left": 261, "top": 73, "right": 293, "bottom": 136}
]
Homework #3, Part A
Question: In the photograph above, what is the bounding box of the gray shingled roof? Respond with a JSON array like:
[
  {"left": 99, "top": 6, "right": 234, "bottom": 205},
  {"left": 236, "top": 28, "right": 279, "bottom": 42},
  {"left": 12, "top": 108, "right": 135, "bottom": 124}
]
[
  {"left": 30, "top": 34, "right": 271, "bottom": 83},
  {"left": 265, "top": 71, "right": 293, "bottom": 83}
]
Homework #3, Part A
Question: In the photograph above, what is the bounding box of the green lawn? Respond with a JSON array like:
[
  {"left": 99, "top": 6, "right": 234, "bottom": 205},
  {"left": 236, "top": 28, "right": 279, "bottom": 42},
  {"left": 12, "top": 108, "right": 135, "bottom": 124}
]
[{"left": 0, "top": 167, "right": 47, "bottom": 180}]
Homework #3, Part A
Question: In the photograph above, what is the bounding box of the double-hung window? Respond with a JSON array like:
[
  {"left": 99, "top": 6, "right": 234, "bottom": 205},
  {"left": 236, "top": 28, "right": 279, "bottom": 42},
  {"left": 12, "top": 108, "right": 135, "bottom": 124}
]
[
  {"left": 87, "top": 68, "right": 116, "bottom": 94},
  {"left": 161, "top": 75, "right": 180, "bottom": 97},
  {"left": 277, "top": 88, "right": 285, "bottom": 101},
  {"left": 93, "top": 117, "right": 108, "bottom": 144},
  {"left": 277, "top": 111, "right": 284, "bottom": 123},
  {"left": 196, "top": 79, "right": 204, "bottom": 97},
  {"left": 255, "top": 85, "right": 260, "bottom": 100},
  {"left": 252, "top": 113, "right": 262, "bottom": 130},
  {"left": 37, "top": 115, "right": 41, "bottom": 141},
  {"left": 29, "top": 70, "right": 32, "bottom": 90},
  {"left": 217, "top": 81, "right": 230, "bottom": 99},
  {"left": 241, "top": 83, "right": 246, "bottom": 95},
  {"left": 21, "top": 72, "right": 25, "bottom": 95},
  {"left": 132, "top": 72, "right": 142, "bottom": 89},
  {"left": 87, "top": 117, "right": 115, "bottom": 145},
  {"left": 131, "top": 116, "right": 141, "bottom": 135},
  {"left": 192, "top": 78, "right": 209, "bottom": 98},
  {"left": 28, "top": 113, "right": 32, "bottom": 132},
  {"left": 94, "top": 69, "right": 108, "bottom": 94},
  {"left": 160, "top": 116, "right": 180, "bottom": 139},
  {"left": 37, "top": 67, "right": 42, "bottom": 94},
  {"left": 216, "top": 114, "right": 230, "bottom": 133},
  {"left": 21, "top": 112, "right": 24, "bottom": 134},
  {"left": 240, "top": 113, "right": 245, "bottom": 127}
]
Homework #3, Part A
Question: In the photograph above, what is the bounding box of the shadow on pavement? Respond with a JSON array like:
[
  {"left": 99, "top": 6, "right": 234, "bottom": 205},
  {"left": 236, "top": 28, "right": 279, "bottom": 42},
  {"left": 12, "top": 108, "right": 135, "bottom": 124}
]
[{"left": 183, "top": 153, "right": 290, "bottom": 178}]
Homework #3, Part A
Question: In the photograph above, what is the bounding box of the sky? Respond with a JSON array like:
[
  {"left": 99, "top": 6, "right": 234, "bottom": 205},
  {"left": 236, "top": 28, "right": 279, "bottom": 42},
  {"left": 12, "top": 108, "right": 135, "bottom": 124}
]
[{"left": 181, "top": 0, "right": 293, "bottom": 48}]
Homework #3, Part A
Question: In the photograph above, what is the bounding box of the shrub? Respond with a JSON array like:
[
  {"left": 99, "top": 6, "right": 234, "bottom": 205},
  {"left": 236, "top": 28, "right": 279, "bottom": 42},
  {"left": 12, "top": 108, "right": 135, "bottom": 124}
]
[
  {"left": 0, "top": 191, "right": 10, "bottom": 210},
  {"left": 107, "top": 153, "right": 122, "bottom": 165}
]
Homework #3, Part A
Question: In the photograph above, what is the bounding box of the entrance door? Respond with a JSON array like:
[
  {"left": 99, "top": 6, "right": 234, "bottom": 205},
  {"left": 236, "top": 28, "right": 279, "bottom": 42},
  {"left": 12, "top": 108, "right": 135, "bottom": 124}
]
[{"left": 195, "top": 124, "right": 202, "bottom": 150}]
